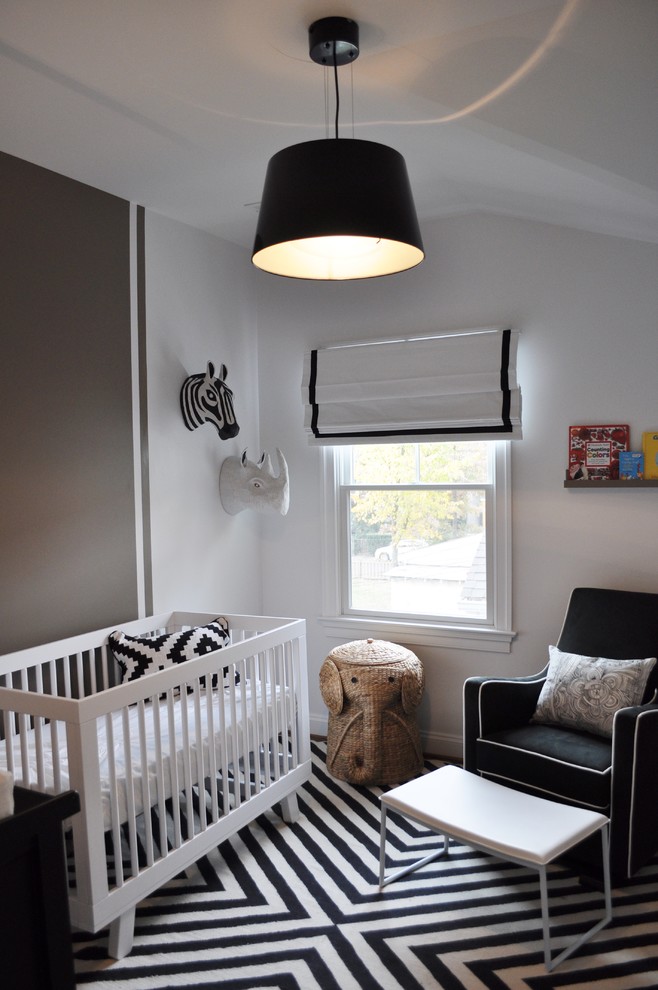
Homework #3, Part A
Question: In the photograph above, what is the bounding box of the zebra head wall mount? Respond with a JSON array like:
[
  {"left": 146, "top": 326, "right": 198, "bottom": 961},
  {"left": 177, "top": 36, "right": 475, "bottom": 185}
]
[{"left": 180, "top": 361, "right": 240, "bottom": 440}]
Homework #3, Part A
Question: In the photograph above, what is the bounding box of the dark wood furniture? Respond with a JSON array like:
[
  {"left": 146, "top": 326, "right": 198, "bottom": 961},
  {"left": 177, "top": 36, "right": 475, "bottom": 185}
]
[{"left": 0, "top": 786, "right": 80, "bottom": 990}]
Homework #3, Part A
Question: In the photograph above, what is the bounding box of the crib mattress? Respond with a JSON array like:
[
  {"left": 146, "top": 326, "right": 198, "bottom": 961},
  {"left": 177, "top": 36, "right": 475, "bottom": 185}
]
[{"left": 2, "top": 684, "right": 287, "bottom": 830}]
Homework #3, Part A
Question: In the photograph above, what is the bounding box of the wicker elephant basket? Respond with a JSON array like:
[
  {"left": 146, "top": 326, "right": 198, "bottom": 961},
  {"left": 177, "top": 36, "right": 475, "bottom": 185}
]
[{"left": 319, "top": 638, "right": 424, "bottom": 785}]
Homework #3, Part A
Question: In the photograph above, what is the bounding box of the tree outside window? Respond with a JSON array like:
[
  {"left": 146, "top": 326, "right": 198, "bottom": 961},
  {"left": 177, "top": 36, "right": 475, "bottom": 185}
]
[{"left": 340, "top": 442, "right": 494, "bottom": 623}]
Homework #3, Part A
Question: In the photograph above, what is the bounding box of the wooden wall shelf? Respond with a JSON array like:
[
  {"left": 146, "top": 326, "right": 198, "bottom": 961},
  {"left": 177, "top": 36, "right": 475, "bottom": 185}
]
[{"left": 564, "top": 479, "right": 658, "bottom": 489}]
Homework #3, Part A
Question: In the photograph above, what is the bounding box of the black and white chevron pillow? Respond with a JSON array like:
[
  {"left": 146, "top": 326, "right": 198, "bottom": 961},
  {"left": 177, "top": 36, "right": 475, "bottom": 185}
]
[{"left": 109, "top": 618, "right": 237, "bottom": 687}]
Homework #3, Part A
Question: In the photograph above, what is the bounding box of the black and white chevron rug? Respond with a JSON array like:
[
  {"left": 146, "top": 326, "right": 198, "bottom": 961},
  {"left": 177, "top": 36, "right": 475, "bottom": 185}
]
[{"left": 73, "top": 741, "right": 658, "bottom": 989}]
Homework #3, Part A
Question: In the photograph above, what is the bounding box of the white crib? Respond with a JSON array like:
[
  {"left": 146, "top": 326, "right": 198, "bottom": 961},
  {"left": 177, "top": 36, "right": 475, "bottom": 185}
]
[{"left": 0, "top": 611, "right": 310, "bottom": 959}]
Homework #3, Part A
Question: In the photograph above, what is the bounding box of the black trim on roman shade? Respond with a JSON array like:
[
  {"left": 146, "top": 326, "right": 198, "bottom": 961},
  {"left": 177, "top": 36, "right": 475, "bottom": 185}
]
[{"left": 302, "top": 327, "right": 521, "bottom": 445}]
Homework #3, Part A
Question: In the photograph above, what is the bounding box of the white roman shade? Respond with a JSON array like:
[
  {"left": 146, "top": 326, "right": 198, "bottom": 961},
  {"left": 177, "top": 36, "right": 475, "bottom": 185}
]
[{"left": 302, "top": 327, "right": 522, "bottom": 444}]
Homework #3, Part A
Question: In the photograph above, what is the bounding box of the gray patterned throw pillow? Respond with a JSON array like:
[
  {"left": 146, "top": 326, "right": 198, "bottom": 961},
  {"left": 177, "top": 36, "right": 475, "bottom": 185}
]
[{"left": 532, "top": 645, "right": 656, "bottom": 737}]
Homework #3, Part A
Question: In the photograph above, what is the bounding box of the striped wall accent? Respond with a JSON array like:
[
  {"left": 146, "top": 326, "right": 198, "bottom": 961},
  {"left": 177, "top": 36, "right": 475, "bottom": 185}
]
[{"left": 0, "top": 151, "right": 143, "bottom": 651}]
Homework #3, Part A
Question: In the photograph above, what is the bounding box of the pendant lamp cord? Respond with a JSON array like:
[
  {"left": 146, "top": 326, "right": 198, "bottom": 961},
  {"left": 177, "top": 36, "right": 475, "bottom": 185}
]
[{"left": 333, "top": 45, "right": 340, "bottom": 138}]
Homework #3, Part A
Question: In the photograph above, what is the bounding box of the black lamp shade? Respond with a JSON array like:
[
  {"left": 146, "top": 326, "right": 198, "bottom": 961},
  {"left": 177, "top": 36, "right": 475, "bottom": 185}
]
[{"left": 252, "top": 139, "right": 424, "bottom": 280}]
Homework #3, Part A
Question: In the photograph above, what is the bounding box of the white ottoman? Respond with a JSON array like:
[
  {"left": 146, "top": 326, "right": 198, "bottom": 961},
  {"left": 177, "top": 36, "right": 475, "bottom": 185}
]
[{"left": 379, "top": 764, "right": 612, "bottom": 972}]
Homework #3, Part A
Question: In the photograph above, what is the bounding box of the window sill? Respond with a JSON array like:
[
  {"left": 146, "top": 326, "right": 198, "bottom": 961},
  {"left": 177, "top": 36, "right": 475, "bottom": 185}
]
[{"left": 318, "top": 616, "right": 516, "bottom": 653}]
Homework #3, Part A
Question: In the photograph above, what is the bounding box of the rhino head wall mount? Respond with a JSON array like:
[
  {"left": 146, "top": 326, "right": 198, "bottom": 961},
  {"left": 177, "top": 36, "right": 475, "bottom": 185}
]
[{"left": 219, "top": 448, "right": 290, "bottom": 516}]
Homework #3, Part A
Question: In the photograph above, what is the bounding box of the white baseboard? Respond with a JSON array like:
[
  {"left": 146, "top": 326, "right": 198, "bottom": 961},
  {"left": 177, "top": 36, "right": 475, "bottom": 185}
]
[
  {"left": 309, "top": 712, "right": 328, "bottom": 738},
  {"left": 309, "top": 712, "right": 462, "bottom": 763},
  {"left": 422, "top": 729, "right": 463, "bottom": 762}
]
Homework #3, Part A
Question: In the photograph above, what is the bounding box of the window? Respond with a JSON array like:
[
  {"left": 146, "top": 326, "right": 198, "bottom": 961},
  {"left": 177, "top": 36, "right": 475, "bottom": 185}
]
[{"left": 320, "top": 440, "right": 513, "bottom": 652}]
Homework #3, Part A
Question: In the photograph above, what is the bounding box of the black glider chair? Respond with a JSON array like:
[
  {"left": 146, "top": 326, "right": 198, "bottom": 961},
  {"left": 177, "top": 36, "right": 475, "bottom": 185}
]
[{"left": 463, "top": 587, "right": 658, "bottom": 886}]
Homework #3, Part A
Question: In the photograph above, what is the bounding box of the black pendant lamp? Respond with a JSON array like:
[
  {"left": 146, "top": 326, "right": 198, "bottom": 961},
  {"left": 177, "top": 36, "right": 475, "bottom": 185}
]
[{"left": 252, "top": 17, "right": 424, "bottom": 280}]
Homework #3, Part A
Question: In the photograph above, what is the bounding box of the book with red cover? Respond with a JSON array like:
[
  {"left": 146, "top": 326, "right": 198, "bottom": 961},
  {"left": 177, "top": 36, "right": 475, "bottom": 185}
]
[{"left": 568, "top": 424, "right": 629, "bottom": 480}]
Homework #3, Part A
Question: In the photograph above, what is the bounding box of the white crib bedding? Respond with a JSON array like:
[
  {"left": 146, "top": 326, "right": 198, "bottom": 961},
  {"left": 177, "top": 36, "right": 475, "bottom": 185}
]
[{"left": 2, "top": 683, "right": 287, "bottom": 830}]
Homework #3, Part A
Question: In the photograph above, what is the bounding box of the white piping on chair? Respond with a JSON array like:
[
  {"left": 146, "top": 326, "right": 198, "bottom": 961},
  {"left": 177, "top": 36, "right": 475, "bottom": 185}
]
[
  {"left": 476, "top": 673, "right": 547, "bottom": 737},
  {"left": 479, "top": 738, "right": 612, "bottom": 777},
  {"left": 625, "top": 707, "right": 656, "bottom": 877},
  {"left": 480, "top": 769, "right": 609, "bottom": 813}
]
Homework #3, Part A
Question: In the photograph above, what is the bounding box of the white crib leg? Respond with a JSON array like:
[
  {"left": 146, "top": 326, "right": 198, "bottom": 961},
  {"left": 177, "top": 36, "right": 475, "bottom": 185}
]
[
  {"left": 107, "top": 907, "right": 136, "bottom": 960},
  {"left": 280, "top": 791, "right": 300, "bottom": 823}
]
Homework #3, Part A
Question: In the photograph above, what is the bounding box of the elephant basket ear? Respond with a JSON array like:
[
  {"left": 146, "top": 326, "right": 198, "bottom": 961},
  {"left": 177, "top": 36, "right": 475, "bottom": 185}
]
[
  {"left": 401, "top": 664, "right": 425, "bottom": 714},
  {"left": 319, "top": 658, "right": 344, "bottom": 715}
]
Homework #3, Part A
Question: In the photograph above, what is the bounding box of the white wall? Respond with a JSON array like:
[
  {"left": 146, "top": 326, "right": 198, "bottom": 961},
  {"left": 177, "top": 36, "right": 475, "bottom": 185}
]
[
  {"left": 145, "top": 211, "right": 264, "bottom": 616},
  {"left": 255, "top": 212, "right": 658, "bottom": 759}
]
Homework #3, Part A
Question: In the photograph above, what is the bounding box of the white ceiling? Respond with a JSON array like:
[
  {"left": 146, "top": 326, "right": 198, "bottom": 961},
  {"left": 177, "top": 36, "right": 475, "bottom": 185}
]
[{"left": 2, "top": 0, "right": 657, "bottom": 250}]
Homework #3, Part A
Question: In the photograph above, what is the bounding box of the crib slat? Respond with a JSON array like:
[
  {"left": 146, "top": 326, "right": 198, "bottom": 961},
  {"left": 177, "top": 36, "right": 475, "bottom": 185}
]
[
  {"left": 150, "top": 697, "right": 169, "bottom": 857},
  {"left": 47, "top": 658, "right": 58, "bottom": 700},
  {"left": 280, "top": 644, "right": 290, "bottom": 774},
  {"left": 279, "top": 646, "right": 288, "bottom": 775},
  {"left": 281, "top": 642, "right": 292, "bottom": 773},
  {"left": 287, "top": 639, "right": 299, "bottom": 769},
  {"left": 237, "top": 662, "right": 250, "bottom": 799},
  {"left": 166, "top": 690, "right": 183, "bottom": 849},
  {"left": 179, "top": 687, "right": 194, "bottom": 840},
  {"left": 270, "top": 648, "right": 282, "bottom": 784},
  {"left": 259, "top": 651, "right": 271, "bottom": 788},
  {"left": 121, "top": 706, "right": 140, "bottom": 879},
  {"left": 217, "top": 673, "right": 230, "bottom": 820},
  {"left": 48, "top": 719, "right": 61, "bottom": 792},
  {"left": 63, "top": 655, "right": 72, "bottom": 699},
  {"left": 137, "top": 698, "right": 155, "bottom": 867},
  {"left": 88, "top": 647, "right": 98, "bottom": 696},
  {"left": 18, "top": 668, "right": 31, "bottom": 787},
  {"left": 204, "top": 680, "right": 219, "bottom": 822},
  {"left": 278, "top": 646, "right": 287, "bottom": 775},
  {"left": 32, "top": 664, "right": 45, "bottom": 790},
  {"left": 105, "top": 712, "right": 125, "bottom": 887},
  {"left": 227, "top": 672, "right": 241, "bottom": 811},
  {"left": 99, "top": 644, "right": 111, "bottom": 692},
  {"left": 191, "top": 683, "right": 206, "bottom": 831},
  {"left": 248, "top": 654, "right": 262, "bottom": 797},
  {"left": 3, "top": 708, "right": 15, "bottom": 778},
  {"left": 75, "top": 652, "right": 85, "bottom": 698}
]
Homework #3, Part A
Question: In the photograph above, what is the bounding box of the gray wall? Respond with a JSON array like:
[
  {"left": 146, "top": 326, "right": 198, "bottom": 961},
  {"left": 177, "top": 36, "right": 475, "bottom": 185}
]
[{"left": 0, "top": 152, "right": 138, "bottom": 652}]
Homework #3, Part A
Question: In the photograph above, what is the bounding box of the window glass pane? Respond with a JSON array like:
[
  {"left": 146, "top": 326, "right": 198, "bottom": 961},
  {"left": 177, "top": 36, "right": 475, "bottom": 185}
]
[
  {"left": 351, "top": 442, "right": 490, "bottom": 484},
  {"left": 418, "top": 442, "right": 489, "bottom": 483},
  {"left": 348, "top": 488, "right": 487, "bottom": 620},
  {"left": 351, "top": 444, "right": 417, "bottom": 484}
]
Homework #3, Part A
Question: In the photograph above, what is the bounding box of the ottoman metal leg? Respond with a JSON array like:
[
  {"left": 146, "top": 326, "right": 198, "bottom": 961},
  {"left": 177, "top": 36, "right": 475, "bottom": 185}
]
[
  {"left": 379, "top": 805, "right": 450, "bottom": 888},
  {"left": 540, "top": 823, "right": 612, "bottom": 972}
]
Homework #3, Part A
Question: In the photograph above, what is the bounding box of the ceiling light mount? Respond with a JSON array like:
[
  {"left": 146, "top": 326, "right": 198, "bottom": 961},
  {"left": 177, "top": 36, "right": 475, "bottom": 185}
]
[
  {"left": 252, "top": 15, "right": 424, "bottom": 280},
  {"left": 309, "top": 17, "right": 359, "bottom": 66}
]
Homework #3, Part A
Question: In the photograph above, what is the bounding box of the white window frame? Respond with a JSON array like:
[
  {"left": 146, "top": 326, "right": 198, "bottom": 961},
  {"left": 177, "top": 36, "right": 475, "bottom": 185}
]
[{"left": 319, "top": 441, "right": 515, "bottom": 653}]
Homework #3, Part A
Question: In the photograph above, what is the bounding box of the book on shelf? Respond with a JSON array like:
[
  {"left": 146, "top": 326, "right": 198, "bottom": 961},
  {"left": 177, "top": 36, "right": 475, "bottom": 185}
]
[
  {"left": 568, "top": 424, "right": 629, "bottom": 481},
  {"left": 619, "top": 451, "right": 644, "bottom": 480},
  {"left": 642, "top": 432, "right": 658, "bottom": 479}
]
